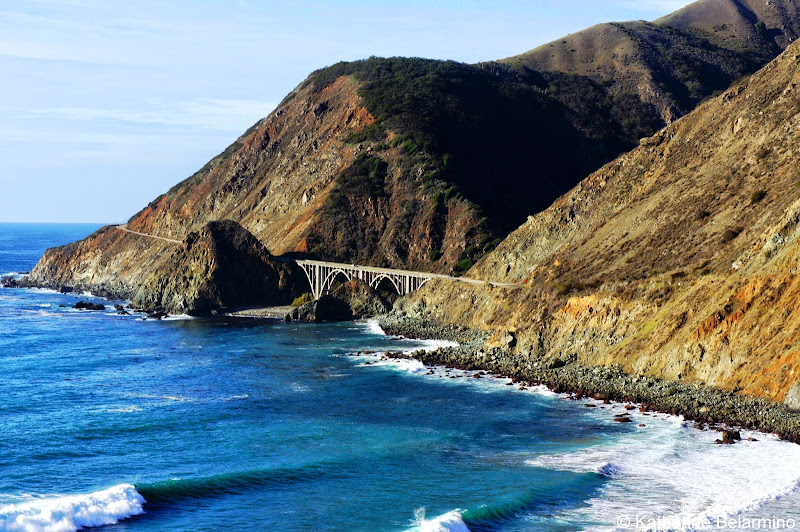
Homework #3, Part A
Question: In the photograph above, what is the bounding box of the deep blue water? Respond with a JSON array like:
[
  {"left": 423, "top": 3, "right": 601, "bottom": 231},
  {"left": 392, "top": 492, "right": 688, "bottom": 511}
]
[{"left": 3, "top": 223, "right": 800, "bottom": 532}]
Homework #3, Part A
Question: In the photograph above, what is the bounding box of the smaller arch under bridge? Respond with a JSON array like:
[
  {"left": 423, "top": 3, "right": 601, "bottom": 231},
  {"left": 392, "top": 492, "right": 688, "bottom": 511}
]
[{"left": 289, "top": 259, "right": 453, "bottom": 300}]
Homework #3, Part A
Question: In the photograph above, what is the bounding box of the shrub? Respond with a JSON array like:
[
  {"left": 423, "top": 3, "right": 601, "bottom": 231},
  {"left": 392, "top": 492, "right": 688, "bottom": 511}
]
[
  {"left": 430, "top": 250, "right": 443, "bottom": 261},
  {"left": 721, "top": 227, "right": 743, "bottom": 243},
  {"left": 343, "top": 123, "right": 386, "bottom": 144},
  {"left": 551, "top": 280, "right": 582, "bottom": 296},
  {"left": 454, "top": 258, "right": 474, "bottom": 273},
  {"left": 401, "top": 139, "right": 422, "bottom": 155},
  {"left": 696, "top": 209, "right": 711, "bottom": 220},
  {"left": 292, "top": 293, "right": 314, "bottom": 307},
  {"left": 750, "top": 190, "right": 767, "bottom": 204}
]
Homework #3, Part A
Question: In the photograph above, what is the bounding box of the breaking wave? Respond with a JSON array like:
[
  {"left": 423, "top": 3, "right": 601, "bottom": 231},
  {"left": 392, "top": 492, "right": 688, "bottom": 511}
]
[
  {"left": 0, "top": 484, "right": 144, "bottom": 532},
  {"left": 408, "top": 508, "right": 471, "bottom": 532}
]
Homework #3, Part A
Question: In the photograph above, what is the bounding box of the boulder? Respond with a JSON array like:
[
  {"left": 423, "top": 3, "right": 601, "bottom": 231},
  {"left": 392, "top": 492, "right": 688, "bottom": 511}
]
[
  {"left": 715, "top": 429, "right": 742, "bottom": 444},
  {"left": 784, "top": 380, "right": 800, "bottom": 411}
]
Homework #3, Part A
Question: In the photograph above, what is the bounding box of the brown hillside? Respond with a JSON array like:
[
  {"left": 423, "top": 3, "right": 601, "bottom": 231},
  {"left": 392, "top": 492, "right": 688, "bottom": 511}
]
[
  {"left": 659, "top": 0, "right": 800, "bottom": 49},
  {"left": 399, "top": 37, "right": 800, "bottom": 406},
  {"left": 504, "top": 0, "right": 799, "bottom": 124}
]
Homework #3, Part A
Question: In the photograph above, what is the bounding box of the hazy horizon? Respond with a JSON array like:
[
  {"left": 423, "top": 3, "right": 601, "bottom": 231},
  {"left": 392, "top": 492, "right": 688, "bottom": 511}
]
[{"left": 1, "top": 0, "right": 693, "bottom": 223}]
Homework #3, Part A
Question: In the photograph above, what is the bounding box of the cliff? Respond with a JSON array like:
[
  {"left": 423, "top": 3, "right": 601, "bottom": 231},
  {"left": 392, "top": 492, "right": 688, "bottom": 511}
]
[{"left": 395, "top": 37, "right": 800, "bottom": 408}]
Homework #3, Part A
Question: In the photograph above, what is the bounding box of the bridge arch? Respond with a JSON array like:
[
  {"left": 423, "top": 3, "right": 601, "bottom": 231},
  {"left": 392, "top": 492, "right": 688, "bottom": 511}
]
[
  {"left": 371, "top": 274, "right": 401, "bottom": 296},
  {"left": 322, "top": 269, "right": 351, "bottom": 296}
]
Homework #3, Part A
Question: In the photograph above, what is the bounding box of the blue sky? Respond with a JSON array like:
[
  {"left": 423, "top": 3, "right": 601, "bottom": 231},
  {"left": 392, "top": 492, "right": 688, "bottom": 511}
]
[{"left": 0, "top": 0, "right": 692, "bottom": 223}]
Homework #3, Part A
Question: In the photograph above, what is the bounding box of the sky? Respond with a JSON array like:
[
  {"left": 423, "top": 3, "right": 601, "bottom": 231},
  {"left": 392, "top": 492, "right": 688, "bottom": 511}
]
[{"left": 0, "top": 0, "right": 694, "bottom": 223}]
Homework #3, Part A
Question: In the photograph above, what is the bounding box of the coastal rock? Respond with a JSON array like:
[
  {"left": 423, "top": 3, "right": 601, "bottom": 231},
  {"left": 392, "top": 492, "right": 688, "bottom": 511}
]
[
  {"left": 330, "top": 279, "right": 392, "bottom": 319},
  {"left": 717, "top": 429, "right": 742, "bottom": 444},
  {"left": 73, "top": 301, "right": 106, "bottom": 311},
  {"left": 289, "top": 279, "right": 391, "bottom": 322},
  {"left": 131, "top": 220, "right": 300, "bottom": 316},
  {"left": 289, "top": 295, "right": 353, "bottom": 322}
]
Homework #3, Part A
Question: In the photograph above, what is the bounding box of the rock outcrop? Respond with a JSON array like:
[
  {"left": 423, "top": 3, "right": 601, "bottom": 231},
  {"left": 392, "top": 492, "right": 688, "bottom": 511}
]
[
  {"left": 288, "top": 279, "right": 391, "bottom": 322},
  {"left": 131, "top": 220, "right": 299, "bottom": 315}
]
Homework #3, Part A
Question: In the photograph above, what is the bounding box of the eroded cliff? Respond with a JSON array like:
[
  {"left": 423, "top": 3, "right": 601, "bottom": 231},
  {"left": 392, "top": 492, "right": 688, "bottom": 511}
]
[{"left": 396, "top": 37, "right": 800, "bottom": 408}]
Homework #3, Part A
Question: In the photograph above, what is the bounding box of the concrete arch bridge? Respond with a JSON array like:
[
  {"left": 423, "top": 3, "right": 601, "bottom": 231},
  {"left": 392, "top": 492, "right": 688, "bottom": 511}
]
[{"left": 290, "top": 259, "right": 453, "bottom": 299}]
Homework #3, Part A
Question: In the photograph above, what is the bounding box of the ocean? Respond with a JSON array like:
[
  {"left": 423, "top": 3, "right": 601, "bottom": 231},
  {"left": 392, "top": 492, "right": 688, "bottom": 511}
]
[{"left": 3, "top": 223, "right": 800, "bottom": 532}]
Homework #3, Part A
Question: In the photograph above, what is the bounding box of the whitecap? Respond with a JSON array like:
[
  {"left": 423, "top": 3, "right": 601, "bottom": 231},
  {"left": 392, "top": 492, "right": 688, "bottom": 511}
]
[
  {"left": 0, "top": 483, "right": 144, "bottom": 532},
  {"left": 407, "top": 508, "right": 470, "bottom": 532},
  {"left": 222, "top": 394, "right": 249, "bottom": 401}
]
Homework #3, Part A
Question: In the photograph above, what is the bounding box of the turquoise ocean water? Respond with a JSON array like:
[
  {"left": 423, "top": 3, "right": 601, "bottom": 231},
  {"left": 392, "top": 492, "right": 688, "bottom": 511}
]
[{"left": 3, "top": 223, "right": 800, "bottom": 531}]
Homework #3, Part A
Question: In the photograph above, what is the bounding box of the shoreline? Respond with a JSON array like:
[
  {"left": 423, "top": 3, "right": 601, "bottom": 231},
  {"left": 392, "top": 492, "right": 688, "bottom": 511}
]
[
  {"left": 378, "top": 313, "right": 800, "bottom": 443},
  {"left": 226, "top": 306, "right": 293, "bottom": 319}
]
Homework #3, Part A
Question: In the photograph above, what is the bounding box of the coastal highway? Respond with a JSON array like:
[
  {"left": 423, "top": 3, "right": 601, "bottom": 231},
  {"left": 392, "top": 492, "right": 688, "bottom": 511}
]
[
  {"left": 113, "top": 224, "right": 525, "bottom": 291},
  {"left": 116, "top": 224, "right": 183, "bottom": 244}
]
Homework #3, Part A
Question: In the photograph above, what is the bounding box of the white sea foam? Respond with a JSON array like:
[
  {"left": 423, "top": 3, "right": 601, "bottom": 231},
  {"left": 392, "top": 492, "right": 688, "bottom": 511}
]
[
  {"left": 0, "top": 484, "right": 144, "bottom": 532},
  {"left": 527, "top": 407, "right": 800, "bottom": 530},
  {"left": 0, "top": 272, "right": 27, "bottom": 280},
  {"left": 362, "top": 319, "right": 459, "bottom": 351},
  {"left": 156, "top": 314, "right": 194, "bottom": 321},
  {"left": 407, "top": 508, "right": 471, "bottom": 532},
  {"left": 364, "top": 319, "right": 387, "bottom": 336}
]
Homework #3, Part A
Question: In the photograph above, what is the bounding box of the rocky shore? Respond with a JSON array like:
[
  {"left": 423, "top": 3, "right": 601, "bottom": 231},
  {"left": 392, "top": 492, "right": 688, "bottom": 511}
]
[{"left": 379, "top": 313, "right": 800, "bottom": 443}]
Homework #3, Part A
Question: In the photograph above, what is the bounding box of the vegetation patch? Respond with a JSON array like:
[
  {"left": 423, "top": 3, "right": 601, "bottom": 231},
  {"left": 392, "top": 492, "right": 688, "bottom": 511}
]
[
  {"left": 751, "top": 190, "right": 767, "bottom": 204},
  {"left": 292, "top": 293, "right": 314, "bottom": 307}
]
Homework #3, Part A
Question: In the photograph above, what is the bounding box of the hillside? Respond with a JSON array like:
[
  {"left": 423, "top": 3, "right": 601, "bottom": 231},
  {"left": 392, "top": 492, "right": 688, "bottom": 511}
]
[
  {"left": 505, "top": 0, "right": 800, "bottom": 126},
  {"left": 24, "top": 0, "right": 800, "bottom": 310},
  {"left": 397, "top": 36, "right": 800, "bottom": 408}
]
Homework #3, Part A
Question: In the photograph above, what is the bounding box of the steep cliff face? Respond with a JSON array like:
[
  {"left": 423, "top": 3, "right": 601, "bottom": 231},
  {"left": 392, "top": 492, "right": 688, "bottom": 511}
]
[{"left": 398, "top": 37, "right": 800, "bottom": 406}]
